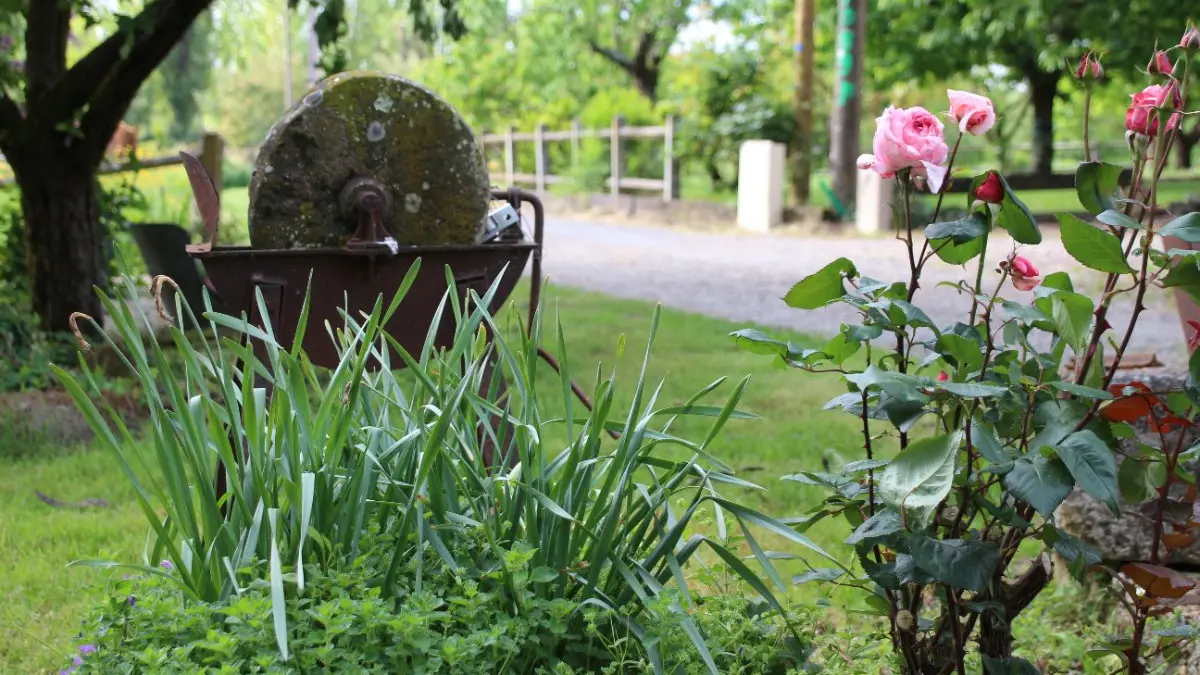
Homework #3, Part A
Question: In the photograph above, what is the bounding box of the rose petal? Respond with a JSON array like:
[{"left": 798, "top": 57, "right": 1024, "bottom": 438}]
[
  {"left": 921, "top": 161, "right": 947, "bottom": 194},
  {"left": 1012, "top": 276, "right": 1041, "bottom": 292}
]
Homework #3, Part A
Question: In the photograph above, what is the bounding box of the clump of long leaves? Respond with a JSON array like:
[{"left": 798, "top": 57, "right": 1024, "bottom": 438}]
[{"left": 55, "top": 261, "right": 834, "bottom": 673}]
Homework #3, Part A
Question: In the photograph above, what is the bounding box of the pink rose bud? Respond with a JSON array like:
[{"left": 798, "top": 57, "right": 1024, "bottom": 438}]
[
  {"left": 1182, "top": 22, "right": 1200, "bottom": 51},
  {"left": 859, "top": 105, "right": 950, "bottom": 193},
  {"left": 974, "top": 171, "right": 1004, "bottom": 204},
  {"left": 1147, "top": 51, "right": 1174, "bottom": 77},
  {"left": 936, "top": 371, "right": 949, "bottom": 382},
  {"left": 1126, "top": 83, "right": 1183, "bottom": 137},
  {"left": 947, "top": 90, "right": 996, "bottom": 137},
  {"left": 1008, "top": 255, "right": 1041, "bottom": 292},
  {"left": 1074, "top": 52, "right": 1104, "bottom": 81}
]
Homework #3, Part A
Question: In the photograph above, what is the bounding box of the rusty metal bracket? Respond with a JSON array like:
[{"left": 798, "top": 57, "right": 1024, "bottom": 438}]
[
  {"left": 341, "top": 177, "right": 396, "bottom": 252},
  {"left": 180, "top": 151, "right": 221, "bottom": 254}
]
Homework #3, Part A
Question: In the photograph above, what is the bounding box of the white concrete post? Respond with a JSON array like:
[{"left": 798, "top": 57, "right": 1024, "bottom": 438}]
[
  {"left": 855, "top": 170, "right": 895, "bottom": 236},
  {"left": 736, "top": 140, "right": 786, "bottom": 232}
]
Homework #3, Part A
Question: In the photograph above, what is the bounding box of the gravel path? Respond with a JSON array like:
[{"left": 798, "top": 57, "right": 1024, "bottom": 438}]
[{"left": 537, "top": 218, "right": 1190, "bottom": 371}]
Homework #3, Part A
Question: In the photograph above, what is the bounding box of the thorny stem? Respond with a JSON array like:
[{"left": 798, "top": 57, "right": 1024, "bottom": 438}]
[
  {"left": 946, "top": 589, "right": 967, "bottom": 675},
  {"left": 1127, "top": 404, "right": 1193, "bottom": 675},
  {"left": 1083, "top": 86, "right": 1094, "bottom": 162},
  {"left": 911, "top": 134, "right": 965, "bottom": 301},
  {"left": 967, "top": 230, "right": 991, "bottom": 327},
  {"left": 1072, "top": 151, "right": 1149, "bottom": 387},
  {"left": 1099, "top": 130, "right": 1168, "bottom": 396}
]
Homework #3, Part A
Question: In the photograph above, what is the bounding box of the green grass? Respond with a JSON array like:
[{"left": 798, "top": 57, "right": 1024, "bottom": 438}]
[
  {"left": 0, "top": 282, "right": 860, "bottom": 674},
  {"left": 0, "top": 442, "right": 151, "bottom": 673}
]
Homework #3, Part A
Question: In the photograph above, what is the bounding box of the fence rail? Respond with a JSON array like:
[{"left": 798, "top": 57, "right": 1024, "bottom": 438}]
[
  {"left": 479, "top": 116, "right": 680, "bottom": 201},
  {"left": 0, "top": 132, "right": 224, "bottom": 190}
]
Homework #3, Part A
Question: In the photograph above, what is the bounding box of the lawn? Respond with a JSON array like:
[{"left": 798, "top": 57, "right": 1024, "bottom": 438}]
[{"left": 0, "top": 282, "right": 864, "bottom": 674}]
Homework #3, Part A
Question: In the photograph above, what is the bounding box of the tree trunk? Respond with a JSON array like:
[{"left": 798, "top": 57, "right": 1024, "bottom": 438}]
[
  {"left": 1176, "top": 128, "right": 1198, "bottom": 169},
  {"left": 706, "top": 156, "right": 723, "bottom": 188},
  {"left": 630, "top": 67, "right": 658, "bottom": 103},
  {"left": 1028, "top": 70, "right": 1061, "bottom": 179},
  {"left": 15, "top": 161, "right": 107, "bottom": 334}
]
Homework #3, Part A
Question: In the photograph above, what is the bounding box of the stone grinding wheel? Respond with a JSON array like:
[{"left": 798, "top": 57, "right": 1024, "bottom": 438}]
[{"left": 248, "top": 71, "right": 491, "bottom": 249}]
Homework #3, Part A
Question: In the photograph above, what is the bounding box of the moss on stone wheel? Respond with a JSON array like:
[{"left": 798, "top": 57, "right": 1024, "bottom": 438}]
[{"left": 248, "top": 71, "right": 490, "bottom": 249}]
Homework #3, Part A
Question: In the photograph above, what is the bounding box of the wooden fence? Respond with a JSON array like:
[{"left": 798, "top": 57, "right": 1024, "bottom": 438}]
[
  {"left": 479, "top": 116, "right": 680, "bottom": 201},
  {"left": 0, "top": 132, "right": 225, "bottom": 191}
]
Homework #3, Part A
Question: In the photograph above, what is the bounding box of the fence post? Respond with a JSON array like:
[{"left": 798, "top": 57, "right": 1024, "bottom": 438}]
[
  {"left": 200, "top": 132, "right": 224, "bottom": 194},
  {"left": 610, "top": 115, "right": 626, "bottom": 198},
  {"left": 504, "top": 126, "right": 516, "bottom": 186},
  {"left": 570, "top": 118, "right": 582, "bottom": 169},
  {"left": 191, "top": 132, "right": 224, "bottom": 235},
  {"left": 534, "top": 123, "right": 548, "bottom": 194},
  {"left": 663, "top": 115, "right": 680, "bottom": 202}
]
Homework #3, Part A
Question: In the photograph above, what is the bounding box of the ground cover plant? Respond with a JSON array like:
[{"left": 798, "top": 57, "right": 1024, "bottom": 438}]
[{"left": 732, "top": 24, "right": 1200, "bottom": 674}]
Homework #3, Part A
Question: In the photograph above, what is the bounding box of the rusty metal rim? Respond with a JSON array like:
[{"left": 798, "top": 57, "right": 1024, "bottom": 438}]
[{"left": 190, "top": 241, "right": 538, "bottom": 259}]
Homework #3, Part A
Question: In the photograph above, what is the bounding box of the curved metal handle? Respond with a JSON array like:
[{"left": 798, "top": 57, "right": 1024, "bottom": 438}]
[{"left": 180, "top": 151, "right": 221, "bottom": 253}]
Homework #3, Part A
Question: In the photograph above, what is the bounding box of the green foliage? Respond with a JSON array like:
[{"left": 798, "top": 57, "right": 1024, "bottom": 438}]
[
  {"left": 55, "top": 266, "right": 828, "bottom": 673},
  {"left": 222, "top": 153, "right": 254, "bottom": 190},
  {"left": 64, "top": 552, "right": 809, "bottom": 675},
  {"left": 667, "top": 43, "right": 794, "bottom": 189}
]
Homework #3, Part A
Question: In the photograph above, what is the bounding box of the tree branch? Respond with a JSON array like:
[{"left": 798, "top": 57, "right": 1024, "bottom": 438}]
[
  {"left": 23, "top": 0, "right": 70, "bottom": 104},
  {"left": 633, "top": 30, "right": 656, "bottom": 68},
  {"left": 587, "top": 39, "right": 636, "bottom": 73},
  {"left": 77, "top": 0, "right": 216, "bottom": 166}
]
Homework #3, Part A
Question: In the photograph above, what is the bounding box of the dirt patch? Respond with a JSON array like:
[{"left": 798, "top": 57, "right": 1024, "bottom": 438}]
[{"left": 0, "top": 388, "right": 148, "bottom": 456}]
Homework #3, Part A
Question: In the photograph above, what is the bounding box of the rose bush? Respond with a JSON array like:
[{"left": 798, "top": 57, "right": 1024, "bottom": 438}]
[{"left": 734, "top": 24, "right": 1200, "bottom": 675}]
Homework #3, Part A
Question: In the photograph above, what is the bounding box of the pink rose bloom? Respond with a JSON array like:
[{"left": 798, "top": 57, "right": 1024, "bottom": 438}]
[
  {"left": 1009, "top": 255, "right": 1040, "bottom": 292},
  {"left": 856, "top": 106, "right": 949, "bottom": 193},
  {"left": 1126, "top": 83, "right": 1182, "bottom": 137},
  {"left": 947, "top": 90, "right": 996, "bottom": 136}
]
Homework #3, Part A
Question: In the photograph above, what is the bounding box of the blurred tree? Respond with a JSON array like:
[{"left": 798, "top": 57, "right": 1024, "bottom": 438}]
[
  {"left": 161, "top": 12, "right": 213, "bottom": 143},
  {"left": 0, "top": 0, "right": 455, "bottom": 333},
  {"left": 542, "top": 0, "right": 698, "bottom": 102},
  {"left": 668, "top": 45, "right": 793, "bottom": 189},
  {"left": 868, "top": 0, "right": 1194, "bottom": 178}
]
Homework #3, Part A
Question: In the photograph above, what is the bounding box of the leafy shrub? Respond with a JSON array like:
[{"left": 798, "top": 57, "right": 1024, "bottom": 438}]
[
  {"left": 222, "top": 153, "right": 253, "bottom": 190},
  {"left": 0, "top": 182, "right": 146, "bottom": 393},
  {"left": 65, "top": 540, "right": 810, "bottom": 675},
  {"left": 732, "top": 32, "right": 1200, "bottom": 675},
  {"left": 56, "top": 265, "right": 826, "bottom": 673}
]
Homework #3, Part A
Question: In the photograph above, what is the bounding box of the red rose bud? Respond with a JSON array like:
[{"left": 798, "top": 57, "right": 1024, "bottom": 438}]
[
  {"left": 1182, "top": 22, "right": 1200, "bottom": 51},
  {"left": 1074, "top": 51, "right": 1104, "bottom": 81},
  {"left": 1010, "top": 255, "right": 1039, "bottom": 278},
  {"left": 1008, "top": 255, "right": 1041, "bottom": 292},
  {"left": 974, "top": 171, "right": 1004, "bottom": 204},
  {"left": 936, "top": 371, "right": 949, "bottom": 382},
  {"left": 1147, "top": 50, "right": 1174, "bottom": 77}
]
